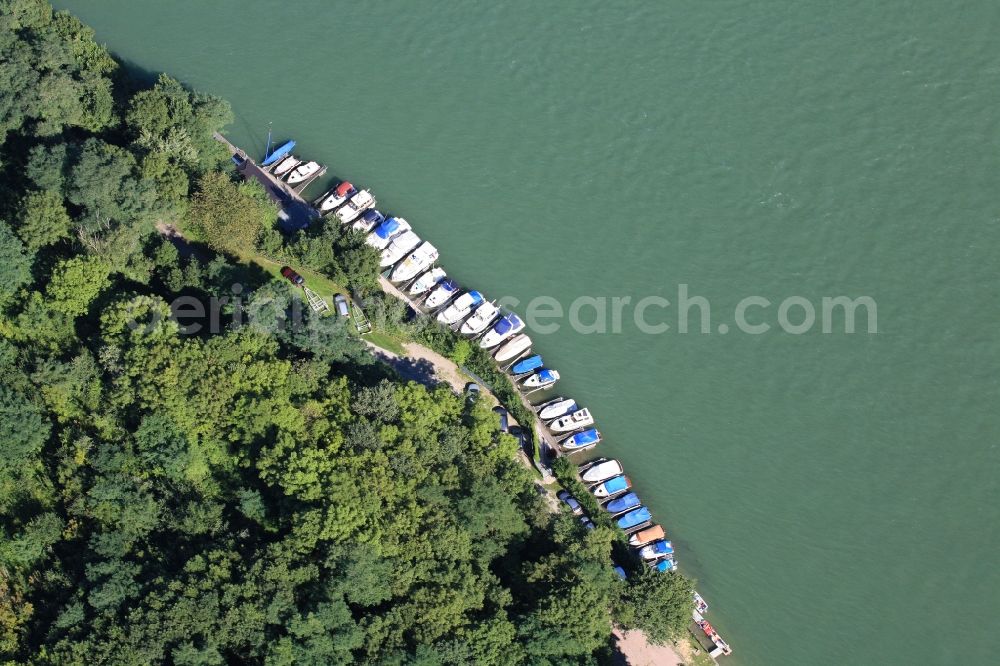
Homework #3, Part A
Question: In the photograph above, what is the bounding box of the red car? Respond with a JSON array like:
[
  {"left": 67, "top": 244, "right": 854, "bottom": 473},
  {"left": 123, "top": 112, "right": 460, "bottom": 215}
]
[{"left": 280, "top": 266, "right": 304, "bottom": 286}]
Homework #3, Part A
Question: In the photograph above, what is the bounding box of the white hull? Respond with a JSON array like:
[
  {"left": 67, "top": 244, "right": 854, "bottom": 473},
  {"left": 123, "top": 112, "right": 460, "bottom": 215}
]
[
  {"left": 391, "top": 242, "right": 439, "bottom": 283},
  {"left": 286, "top": 161, "right": 321, "bottom": 184},
  {"left": 628, "top": 525, "right": 665, "bottom": 547},
  {"left": 408, "top": 267, "right": 446, "bottom": 295},
  {"left": 335, "top": 190, "right": 375, "bottom": 223},
  {"left": 366, "top": 218, "right": 412, "bottom": 249},
  {"left": 580, "top": 459, "right": 623, "bottom": 484},
  {"left": 379, "top": 231, "right": 421, "bottom": 267},
  {"left": 460, "top": 302, "right": 500, "bottom": 335},
  {"left": 437, "top": 292, "right": 479, "bottom": 324},
  {"left": 639, "top": 541, "right": 673, "bottom": 560},
  {"left": 549, "top": 408, "right": 594, "bottom": 433},
  {"left": 479, "top": 318, "right": 525, "bottom": 349},
  {"left": 319, "top": 190, "right": 351, "bottom": 211},
  {"left": 538, "top": 398, "right": 577, "bottom": 421},
  {"left": 494, "top": 334, "right": 532, "bottom": 363},
  {"left": 273, "top": 156, "right": 300, "bottom": 176},
  {"left": 522, "top": 370, "right": 559, "bottom": 389}
]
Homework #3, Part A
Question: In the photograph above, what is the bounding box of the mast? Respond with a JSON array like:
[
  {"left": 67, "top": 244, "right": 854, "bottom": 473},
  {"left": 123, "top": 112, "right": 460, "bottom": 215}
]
[{"left": 264, "top": 121, "right": 273, "bottom": 161}]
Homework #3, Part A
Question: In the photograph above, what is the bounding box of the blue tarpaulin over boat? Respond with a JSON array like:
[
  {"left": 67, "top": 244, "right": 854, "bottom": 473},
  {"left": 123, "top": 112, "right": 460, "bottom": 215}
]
[
  {"left": 493, "top": 315, "right": 514, "bottom": 335},
  {"left": 616, "top": 507, "right": 651, "bottom": 529},
  {"left": 565, "top": 428, "right": 599, "bottom": 448},
  {"left": 535, "top": 369, "right": 557, "bottom": 384},
  {"left": 606, "top": 492, "right": 640, "bottom": 514},
  {"left": 511, "top": 355, "right": 543, "bottom": 374},
  {"left": 467, "top": 291, "right": 484, "bottom": 305},
  {"left": 648, "top": 540, "right": 674, "bottom": 556},
  {"left": 374, "top": 217, "right": 400, "bottom": 239},
  {"left": 654, "top": 559, "right": 675, "bottom": 572},
  {"left": 262, "top": 140, "right": 295, "bottom": 166},
  {"left": 603, "top": 475, "right": 629, "bottom": 494},
  {"left": 362, "top": 209, "right": 385, "bottom": 228}
]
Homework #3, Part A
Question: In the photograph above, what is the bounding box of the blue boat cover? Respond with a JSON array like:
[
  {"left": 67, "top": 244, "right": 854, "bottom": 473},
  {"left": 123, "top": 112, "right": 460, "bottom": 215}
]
[
  {"left": 374, "top": 217, "right": 400, "bottom": 239},
  {"left": 616, "top": 507, "right": 651, "bottom": 529},
  {"left": 654, "top": 559, "right": 674, "bottom": 572},
  {"left": 606, "top": 492, "right": 640, "bottom": 513},
  {"left": 571, "top": 429, "right": 599, "bottom": 445},
  {"left": 509, "top": 314, "right": 523, "bottom": 328},
  {"left": 494, "top": 315, "right": 514, "bottom": 335},
  {"left": 649, "top": 540, "right": 674, "bottom": 555},
  {"left": 536, "top": 369, "right": 556, "bottom": 383},
  {"left": 511, "top": 355, "right": 543, "bottom": 374},
  {"left": 440, "top": 280, "right": 458, "bottom": 292},
  {"left": 604, "top": 475, "right": 629, "bottom": 494},
  {"left": 467, "top": 291, "right": 484, "bottom": 305},
  {"left": 262, "top": 139, "right": 295, "bottom": 166},
  {"left": 363, "top": 209, "right": 385, "bottom": 224}
]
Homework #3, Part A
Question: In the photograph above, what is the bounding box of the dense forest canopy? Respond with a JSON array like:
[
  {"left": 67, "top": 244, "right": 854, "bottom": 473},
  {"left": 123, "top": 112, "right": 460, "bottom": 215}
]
[{"left": 0, "top": 1, "right": 694, "bottom": 663}]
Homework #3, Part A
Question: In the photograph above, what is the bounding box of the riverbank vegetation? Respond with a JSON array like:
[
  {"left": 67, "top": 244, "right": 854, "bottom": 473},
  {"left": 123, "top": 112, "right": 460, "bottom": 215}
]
[{"left": 0, "top": 1, "right": 696, "bottom": 662}]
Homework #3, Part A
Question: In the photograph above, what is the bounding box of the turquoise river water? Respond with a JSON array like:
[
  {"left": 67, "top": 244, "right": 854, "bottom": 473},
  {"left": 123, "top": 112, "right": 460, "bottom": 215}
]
[{"left": 54, "top": 1, "right": 1000, "bottom": 663}]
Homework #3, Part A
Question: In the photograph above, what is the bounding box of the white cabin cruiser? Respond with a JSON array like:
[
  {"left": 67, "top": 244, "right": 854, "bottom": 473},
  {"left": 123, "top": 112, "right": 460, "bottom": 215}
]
[
  {"left": 272, "top": 156, "right": 301, "bottom": 177},
  {"left": 479, "top": 314, "right": 525, "bottom": 349},
  {"left": 407, "top": 267, "right": 447, "bottom": 296},
  {"left": 537, "top": 397, "right": 578, "bottom": 422},
  {"left": 353, "top": 209, "right": 386, "bottom": 234},
  {"left": 494, "top": 334, "right": 532, "bottom": 363},
  {"left": 437, "top": 290, "right": 484, "bottom": 325},
  {"left": 521, "top": 369, "right": 559, "bottom": 390},
  {"left": 424, "top": 280, "right": 460, "bottom": 310},
  {"left": 390, "top": 242, "right": 439, "bottom": 283},
  {"left": 379, "top": 231, "right": 421, "bottom": 267},
  {"left": 286, "top": 161, "right": 321, "bottom": 184},
  {"left": 460, "top": 301, "right": 500, "bottom": 336},
  {"left": 549, "top": 408, "right": 594, "bottom": 433},
  {"left": 317, "top": 181, "right": 356, "bottom": 212},
  {"left": 335, "top": 190, "right": 376, "bottom": 223},
  {"left": 366, "top": 217, "right": 411, "bottom": 249},
  {"left": 580, "top": 459, "right": 623, "bottom": 484}
]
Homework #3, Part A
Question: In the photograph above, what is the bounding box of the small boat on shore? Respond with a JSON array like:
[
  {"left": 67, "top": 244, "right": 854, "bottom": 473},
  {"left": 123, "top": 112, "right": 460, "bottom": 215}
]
[
  {"left": 425, "top": 280, "right": 460, "bottom": 310},
  {"left": 509, "top": 354, "right": 543, "bottom": 376},
  {"left": 605, "top": 492, "right": 640, "bottom": 515},
  {"left": 353, "top": 208, "right": 386, "bottom": 233},
  {"left": 436, "top": 289, "right": 482, "bottom": 323},
  {"left": 615, "top": 506, "right": 651, "bottom": 531},
  {"left": 651, "top": 556, "right": 677, "bottom": 572},
  {"left": 638, "top": 540, "right": 674, "bottom": 560},
  {"left": 561, "top": 428, "right": 601, "bottom": 451},
  {"left": 537, "top": 397, "right": 578, "bottom": 421},
  {"left": 379, "top": 231, "right": 421, "bottom": 267},
  {"left": 391, "top": 242, "right": 439, "bottom": 282},
  {"left": 366, "top": 216, "right": 410, "bottom": 249},
  {"left": 591, "top": 474, "right": 631, "bottom": 499},
  {"left": 261, "top": 139, "right": 295, "bottom": 166},
  {"left": 335, "top": 190, "right": 376, "bottom": 223},
  {"left": 317, "top": 181, "right": 356, "bottom": 212},
  {"left": 460, "top": 301, "right": 500, "bottom": 335},
  {"left": 286, "top": 161, "right": 321, "bottom": 184},
  {"left": 408, "top": 267, "right": 446, "bottom": 295},
  {"left": 494, "top": 334, "right": 532, "bottom": 363},
  {"left": 549, "top": 408, "right": 594, "bottom": 434},
  {"left": 272, "top": 155, "right": 300, "bottom": 177},
  {"left": 521, "top": 368, "right": 559, "bottom": 390},
  {"left": 628, "top": 525, "right": 665, "bottom": 547},
  {"left": 580, "top": 458, "right": 622, "bottom": 484},
  {"left": 479, "top": 314, "right": 525, "bottom": 349}
]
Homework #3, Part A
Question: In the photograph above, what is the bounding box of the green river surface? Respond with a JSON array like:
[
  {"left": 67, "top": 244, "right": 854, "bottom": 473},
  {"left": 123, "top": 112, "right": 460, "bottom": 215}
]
[{"left": 54, "top": 2, "right": 1000, "bottom": 663}]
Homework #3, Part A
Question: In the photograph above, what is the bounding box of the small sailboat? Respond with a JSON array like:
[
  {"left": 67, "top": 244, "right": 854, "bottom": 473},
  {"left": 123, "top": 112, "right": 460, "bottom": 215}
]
[
  {"left": 651, "top": 556, "right": 677, "bottom": 572},
  {"left": 639, "top": 540, "right": 674, "bottom": 561},
  {"left": 366, "top": 216, "right": 411, "bottom": 249},
  {"left": 437, "top": 290, "right": 483, "bottom": 324},
  {"left": 335, "top": 189, "right": 376, "bottom": 223},
  {"left": 317, "top": 181, "right": 356, "bottom": 212},
  {"left": 591, "top": 475, "right": 631, "bottom": 499},
  {"left": 460, "top": 301, "right": 500, "bottom": 335},
  {"left": 605, "top": 492, "right": 640, "bottom": 515},
  {"left": 538, "top": 397, "right": 578, "bottom": 421},
  {"left": 522, "top": 369, "right": 559, "bottom": 390},
  {"left": 561, "top": 428, "right": 601, "bottom": 450},
  {"left": 391, "top": 242, "right": 439, "bottom": 283},
  {"left": 479, "top": 314, "right": 525, "bottom": 349},
  {"left": 286, "top": 161, "right": 321, "bottom": 184},
  {"left": 549, "top": 408, "right": 594, "bottom": 434},
  {"left": 261, "top": 139, "right": 295, "bottom": 167},
  {"left": 272, "top": 155, "right": 301, "bottom": 177},
  {"left": 408, "top": 267, "right": 447, "bottom": 295},
  {"left": 494, "top": 334, "right": 532, "bottom": 363},
  {"left": 580, "top": 458, "right": 622, "bottom": 484},
  {"left": 424, "top": 280, "right": 461, "bottom": 310},
  {"left": 509, "top": 354, "right": 543, "bottom": 376},
  {"left": 379, "top": 231, "right": 421, "bottom": 267},
  {"left": 616, "top": 506, "right": 651, "bottom": 531},
  {"left": 627, "top": 525, "right": 665, "bottom": 547},
  {"left": 353, "top": 208, "right": 386, "bottom": 234}
]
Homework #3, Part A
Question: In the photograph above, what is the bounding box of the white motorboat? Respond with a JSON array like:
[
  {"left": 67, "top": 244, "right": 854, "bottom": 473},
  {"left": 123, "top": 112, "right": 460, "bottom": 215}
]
[
  {"left": 317, "top": 181, "right": 356, "bottom": 212},
  {"left": 353, "top": 209, "right": 386, "bottom": 234},
  {"left": 628, "top": 525, "right": 665, "bottom": 547},
  {"left": 580, "top": 459, "right": 623, "bottom": 484},
  {"left": 272, "top": 155, "right": 300, "bottom": 177},
  {"left": 407, "top": 267, "right": 447, "bottom": 296},
  {"left": 335, "top": 190, "right": 376, "bottom": 223},
  {"left": 390, "top": 242, "right": 439, "bottom": 283},
  {"left": 521, "top": 369, "right": 559, "bottom": 390},
  {"left": 561, "top": 428, "right": 601, "bottom": 450},
  {"left": 437, "top": 290, "right": 484, "bottom": 324},
  {"left": 379, "top": 231, "right": 421, "bottom": 267},
  {"left": 537, "top": 397, "right": 578, "bottom": 421},
  {"left": 366, "top": 216, "right": 411, "bottom": 249},
  {"left": 639, "top": 540, "right": 674, "bottom": 561},
  {"left": 460, "top": 301, "right": 500, "bottom": 336},
  {"left": 549, "top": 408, "right": 594, "bottom": 433},
  {"left": 479, "top": 314, "right": 525, "bottom": 349},
  {"left": 286, "top": 161, "right": 321, "bottom": 184},
  {"left": 494, "top": 334, "right": 532, "bottom": 363},
  {"left": 424, "top": 280, "right": 460, "bottom": 310},
  {"left": 592, "top": 475, "right": 632, "bottom": 499}
]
